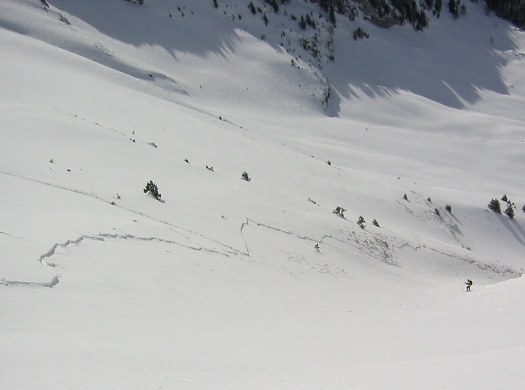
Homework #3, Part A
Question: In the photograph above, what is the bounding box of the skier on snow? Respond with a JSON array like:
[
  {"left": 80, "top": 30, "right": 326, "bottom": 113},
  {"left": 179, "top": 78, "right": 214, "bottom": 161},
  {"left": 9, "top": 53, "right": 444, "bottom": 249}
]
[{"left": 465, "top": 279, "right": 473, "bottom": 292}]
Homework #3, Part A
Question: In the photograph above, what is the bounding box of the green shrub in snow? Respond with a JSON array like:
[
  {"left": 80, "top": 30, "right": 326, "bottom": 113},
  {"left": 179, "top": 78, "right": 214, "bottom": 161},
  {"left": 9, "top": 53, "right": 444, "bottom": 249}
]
[
  {"left": 144, "top": 180, "right": 161, "bottom": 200},
  {"left": 357, "top": 216, "right": 365, "bottom": 229},
  {"left": 333, "top": 206, "right": 345, "bottom": 218},
  {"left": 505, "top": 202, "right": 515, "bottom": 219},
  {"left": 488, "top": 198, "right": 501, "bottom": 214},
  {"left": 241, "top": 172, "right": 251, "bottom": 182}
]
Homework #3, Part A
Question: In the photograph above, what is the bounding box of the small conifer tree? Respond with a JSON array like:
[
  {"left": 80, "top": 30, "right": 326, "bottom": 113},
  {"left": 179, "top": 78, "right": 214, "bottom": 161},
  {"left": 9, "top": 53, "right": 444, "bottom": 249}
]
[
  {"left": 446, "top": 204, "right": 452, "bottom": 213},
  {"left": 333, "top": 206, "right": 346, "bottom": 218},
  {"left": 488, "top": 198, "right": 501, "bottom": 214},
  {"left": 329, "top": 6, "right": 336, "bottom": 25},
  {"left": 264, "top": 0, "right": 278, "bottom": 12},
  {"left": 448, "top": 0, "right": 459, "bottom": 18},
  {"left": 357, "top": 216, "right": 365, "bottom": 229},
  {"left": 299, "top": 16, "right": 307, "bottom": 29},
  {"left": 505, "top": 203, "right": 515, "bottom": 219},
  {"left": 241, "top": 171, "right": 251, "bottom": 182},
  {"left": 144, "top": 180, "right": 161, "bottom": 200}
]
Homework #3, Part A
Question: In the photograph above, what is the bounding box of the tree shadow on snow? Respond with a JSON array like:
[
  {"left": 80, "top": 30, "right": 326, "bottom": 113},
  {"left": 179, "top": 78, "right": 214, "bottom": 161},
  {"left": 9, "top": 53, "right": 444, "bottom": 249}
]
[
  {"left": 49, "top": 1, "right": 243, "bottom": 60},
  {"left": 49, "top": 1, "right": 518, "bottom": 115},
  {"left": 325, "top": 12, "right": 518, "bottom": 114},
  {"left": 497, "top": 214, "right": 525, "bottom": 247}
]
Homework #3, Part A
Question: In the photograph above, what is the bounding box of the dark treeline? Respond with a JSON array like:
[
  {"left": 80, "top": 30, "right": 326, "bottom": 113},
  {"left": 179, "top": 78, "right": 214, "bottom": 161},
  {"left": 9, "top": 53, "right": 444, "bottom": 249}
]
[
  {"left": 485, "top": 0, "right": 525, "bottom": 27},
  {"left": 274, "top": 0, "right": 524, "bottom": 28},
  {"left": 309, "top": 0, "right": 443, "bottom": 30}
]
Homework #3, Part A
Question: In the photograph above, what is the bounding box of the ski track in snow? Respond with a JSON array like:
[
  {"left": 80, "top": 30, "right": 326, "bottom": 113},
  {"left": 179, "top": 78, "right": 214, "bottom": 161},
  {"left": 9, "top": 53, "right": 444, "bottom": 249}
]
[
  {"left": 240, "top": 218, "right": 519, "bottom": 276},
  {"left": 1, "top": 171, "right": 520, "bottom": 289},
  {"left": 0, "top": 170, "right": 244, "bottom": 254},
  {"left": 427, "top": 246, "right": 519, "bottom": 278},
  {"left": 0, "top": 275, "right": 59, "bottom": 289},
  {"left": 54, "top": 108, "right": 166, "bottom": 149},
  {"left": 0, "top": 170, "right": 110, "bottom": 206},
  {"left": 3, "top": 231, "right": 242, "bottom": 289}
]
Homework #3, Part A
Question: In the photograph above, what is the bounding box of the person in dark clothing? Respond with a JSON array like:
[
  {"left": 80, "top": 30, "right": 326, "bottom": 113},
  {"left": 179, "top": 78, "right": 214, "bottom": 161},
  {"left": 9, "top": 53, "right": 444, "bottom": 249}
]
[{"left": 465, "top": 279, "right": 473, "bottom": 292}]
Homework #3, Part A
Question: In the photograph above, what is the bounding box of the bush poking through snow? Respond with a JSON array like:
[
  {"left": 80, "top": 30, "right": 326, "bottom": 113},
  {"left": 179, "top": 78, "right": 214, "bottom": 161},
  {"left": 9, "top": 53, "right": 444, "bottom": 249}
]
[
  {"left": 144, "top": 180, "right": 161, "bottom": 200},
  {"left": 265, "top": 0, "right": 279, "bottom": 13},
  {"left": 307, "top": 197, "right": 318, "bottom": 205},
  {"left": 403, "top": 193, "right": 408, "bottom": 201},
  {"left": 353, "top": 27, "right": 369, "bottom": 40},
  {"left": 500, "top": 196, "right": 516, "bottom": 219},
  {"left": 446, "top": 204, "right": 452, "bottom": 213},
  {"left": 372, "top": 219, "right": 380, "bottom": 227},
  {"left": 488, "top": 198, "right": 501, "bottom": 214},
  {"left": 241, "top": 171, "right": 251, "bottom": 182},
  {"left": 505, "top": 202, "right": 515, "bottom": 219},
  {"left": 333, "top": 206, "right": 346, "bottom": 218},
  {"left": 357, "top": 216, "right": 366, "bottom": 229}
]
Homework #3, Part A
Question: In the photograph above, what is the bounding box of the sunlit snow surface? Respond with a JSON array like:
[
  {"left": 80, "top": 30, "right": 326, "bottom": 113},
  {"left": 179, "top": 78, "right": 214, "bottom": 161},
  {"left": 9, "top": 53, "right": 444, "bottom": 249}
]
[{"left": 1, "top": 1, "right": 524, "bottom": 388}]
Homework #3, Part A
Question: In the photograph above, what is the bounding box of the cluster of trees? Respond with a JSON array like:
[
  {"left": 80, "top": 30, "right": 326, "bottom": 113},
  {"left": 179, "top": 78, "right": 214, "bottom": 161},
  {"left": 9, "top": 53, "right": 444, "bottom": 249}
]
[
  {"left": 310, "top": 0, "right": 493, "bottom": 30},
  {"left": 309, "top": 0, "right": 445, "bottom": 30},
  {"left": 486, "top": 0, "right": 525, "bottom": 27},
  {"left": 264, "top": 0, "right": 280, "bottom": 13},
  {"left": 298, "top": 13, "right": 318, "bottom": 29},
  {"left": 488, "top": 194, "right": 517, "bottom": 219},
  {"left": 332, "top": 207, "right": 381, "bottom": 229},
  {"left": 232, "top": 0, "right": 523, "bottom": 30}
]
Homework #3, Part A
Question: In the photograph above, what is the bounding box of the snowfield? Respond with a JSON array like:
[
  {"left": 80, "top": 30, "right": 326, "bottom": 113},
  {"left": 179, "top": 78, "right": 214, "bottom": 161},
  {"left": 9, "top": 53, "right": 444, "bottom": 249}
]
[{"left": 1, "top": 0, "right": 524, "bottom": 388}]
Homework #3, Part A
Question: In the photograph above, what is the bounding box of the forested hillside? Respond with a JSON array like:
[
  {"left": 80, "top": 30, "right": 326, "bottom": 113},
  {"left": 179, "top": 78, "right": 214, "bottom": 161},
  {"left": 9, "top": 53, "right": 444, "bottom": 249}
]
[{"left": 486, "top": 0, "right": 525, "bottom": 27}]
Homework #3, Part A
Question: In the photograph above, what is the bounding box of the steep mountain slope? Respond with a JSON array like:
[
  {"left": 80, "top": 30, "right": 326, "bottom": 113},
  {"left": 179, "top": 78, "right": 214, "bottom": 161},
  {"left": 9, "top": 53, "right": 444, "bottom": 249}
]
[{"left": 1, "top": 1, "right": 524, "bottom": 389}]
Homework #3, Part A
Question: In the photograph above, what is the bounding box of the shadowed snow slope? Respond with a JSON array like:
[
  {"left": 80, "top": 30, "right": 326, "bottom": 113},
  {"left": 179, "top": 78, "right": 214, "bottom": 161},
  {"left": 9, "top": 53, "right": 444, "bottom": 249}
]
[{"left": 0, "top": 0, "right": 524, "bottom": 389}]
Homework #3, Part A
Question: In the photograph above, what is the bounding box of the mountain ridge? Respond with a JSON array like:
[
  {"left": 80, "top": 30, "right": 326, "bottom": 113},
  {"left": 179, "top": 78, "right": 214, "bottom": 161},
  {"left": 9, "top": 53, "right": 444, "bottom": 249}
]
[{"left": 3, "top": 0, "right": 520, "bottom": 115}]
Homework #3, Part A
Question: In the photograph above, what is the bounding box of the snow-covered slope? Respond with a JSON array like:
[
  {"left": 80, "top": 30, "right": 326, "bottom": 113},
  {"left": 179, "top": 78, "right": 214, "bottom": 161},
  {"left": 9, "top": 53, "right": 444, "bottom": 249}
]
[{"left": 1, "top": 0, "right": 524, "bottom": 388}]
